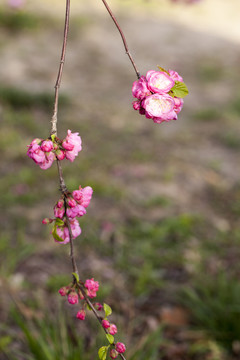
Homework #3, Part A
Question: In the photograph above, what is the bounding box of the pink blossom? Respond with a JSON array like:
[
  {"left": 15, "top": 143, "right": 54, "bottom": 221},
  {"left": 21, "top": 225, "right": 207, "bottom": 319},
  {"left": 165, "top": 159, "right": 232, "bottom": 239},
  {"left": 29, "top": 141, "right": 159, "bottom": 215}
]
[
  {"left": 109, "top": 323, "right": 118, "bottom": 335},
  {"left": 174, "top": 97, "right": 184, "bottom": 114},
  {"left": 143, "top": 93, "right": 177, "bottom": 122},
  {"left": 27, "top": 139, "right": 55, "bottom": 170},
  {"left": 55, "top": 218, "right": 81, "bottom": 244},
  {"left": 72, "top": 186, "right": 93, "bottom": 208},
  {"left": 59, "top": 287, "right": 67, "bottom": 296},
  {"left": 66, "top": 204, "right": 86, "bottom": 219},
  {"left": 67, "top": 291, "right": 78, "bottom": 305},
  {"left": 102, "top": 319, "right": 110, "bottom": 329},
  {"left": 146, "top": 70, "right": 175, "bottom": 94},
  {"left": 76, "top": 309, "right": 86, "bottom": 320},
  {"left": 63, "top": 130, "right": 82, "bottom": 162},
  {"left": 68, "top": 198, "right": 77, "bottom": 208},
  {"left": 56, "top": 149, "right": 66, "bottom": 161},
  {"left": 110, "top": 349, "right": 119, "bottom": 359},
  {"left": 54, "top": 205, "right": 65, "bottom": 219},
  {"left": 27, "top": 139, "right": 45, "bottom": 163},
  {"left": 94, "top": 302, "right": 103, "bottom": 311},
  {"left": 57, "top": 200, "right": 64, "bottom": 208},
  {"left": 132, "top": 100, "right": 141, "bottom": 110},
  {"left": 132, "top": 76, "right": 151, "bottom": 100},
  {"left": 84, "top": 278, "right": 99, "bottom": 298},
  {"left": 38, "top": 151, "right": 55, "bottom": 170},
  {"left": 168, "top": 69, "right": 183, "bottom": 82},
  {"left": 115, "top": 342, "right": 126, "bottom": 354},
  {"left": 41, "top": 140, "right": 53, "bottom": 152}
]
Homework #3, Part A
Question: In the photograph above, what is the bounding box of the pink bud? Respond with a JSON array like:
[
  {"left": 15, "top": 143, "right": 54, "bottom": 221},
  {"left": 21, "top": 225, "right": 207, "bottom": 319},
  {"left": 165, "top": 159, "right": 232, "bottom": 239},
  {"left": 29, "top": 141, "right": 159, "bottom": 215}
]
[
  {"left": 110, "top": 349, "right": 118, "bottom": 359},
  {"left": 115, "top": 343, "right": 126, "bottom": 354},
  {"left": 109, "top": 323, "right": 118, "bottom": 335},
  {"left": 42, "top": 218, "right": 53, "bottom": 224},
  {"left": 58, "top": 287, "right": 67, "bottom": 296},
  {"left": 102, "top": 320, "right": 110, "bottom": 329},
  {"left": 57, "top": 200, "right": 64, "bottom": 208},
  {"left": 76, "top": 309, "right": 86, "bottom": 320},
  {"left": 56, "top": 149, "right": 66, "bottom": 160},
  {"left": 68, "top": 198, "right": 77, "bottom": 208},
  {"left": 94, "top": 302, "right": 103, "bottom": 311},
  {"left": 41, "top": 140, "right": 53, "bottom": 152},
  {"left": 67, "top": 291, "right": 78, "bottom": 305}
]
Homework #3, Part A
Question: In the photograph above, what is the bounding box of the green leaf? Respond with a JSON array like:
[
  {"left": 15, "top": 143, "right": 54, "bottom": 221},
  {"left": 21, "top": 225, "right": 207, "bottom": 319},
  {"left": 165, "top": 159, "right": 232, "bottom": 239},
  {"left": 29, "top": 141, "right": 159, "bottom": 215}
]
[
  {"left": 51, "top": 134, "right": 56, "bottom": 142},
  {"left": 86, "top": 303, "right": 92, "bottom": 311},
  {"left": 157, "top": 66, "right": 170, "bottom": 75},
  {"left": 52, "top": 224, "right": 65, "bottom": 242},
  {"left": 98, "top": 346, "right": 109, "bottom": 360},
  {"left": 55, "top": 218, "right": 65, "bottom": 226},
  {"left": 106, "top": 334, "right": 114, "bottom": 344},
  {"left": 171, "top": 81, "right": 189, "bottom": 98},
  {"left": 72, "top": 272, "right": 79, "bottom": 283},
  {"left": 103, "top": 303, "right": 112, "bottom": 317}
]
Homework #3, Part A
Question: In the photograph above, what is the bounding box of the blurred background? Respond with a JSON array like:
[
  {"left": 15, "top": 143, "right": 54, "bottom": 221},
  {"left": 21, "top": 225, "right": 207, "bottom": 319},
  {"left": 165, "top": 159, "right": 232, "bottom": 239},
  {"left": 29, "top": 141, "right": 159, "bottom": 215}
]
[{"left": 1, "top": 0, "right": 240, "bottom": 359}]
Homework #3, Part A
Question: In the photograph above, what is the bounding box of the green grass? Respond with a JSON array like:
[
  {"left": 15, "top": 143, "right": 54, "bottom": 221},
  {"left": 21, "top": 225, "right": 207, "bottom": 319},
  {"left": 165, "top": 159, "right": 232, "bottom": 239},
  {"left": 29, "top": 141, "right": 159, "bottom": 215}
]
[
  {"left": 180, "top": 274, "right": 240, "bottom": 352},
  {"left": 193, "top": 108, "right": 220, "bottom": 121},
  {"left": 0, "top": 86, "right": 69, "bottom": 110}
]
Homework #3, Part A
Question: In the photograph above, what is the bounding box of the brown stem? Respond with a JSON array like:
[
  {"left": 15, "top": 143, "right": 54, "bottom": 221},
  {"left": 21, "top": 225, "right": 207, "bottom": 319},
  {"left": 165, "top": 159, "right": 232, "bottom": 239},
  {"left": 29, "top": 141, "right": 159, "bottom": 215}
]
[
  {"left": 77, "top": 283, "right": 127, "bottom": 360},
  {"left": 51, "top": 0, "right": 71, "bottom": 136},
  {"left": 101, "top": 0, "right": 140, "bottom": 79},
  {"left": 51, "top": 1, "right": 128, "bottom": 357}
]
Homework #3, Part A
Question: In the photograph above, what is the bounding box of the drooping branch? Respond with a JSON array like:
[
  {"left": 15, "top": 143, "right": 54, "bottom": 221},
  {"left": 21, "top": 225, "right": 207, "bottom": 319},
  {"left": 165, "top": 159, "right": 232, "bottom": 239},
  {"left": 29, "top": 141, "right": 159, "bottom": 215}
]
[
  {"left": 101, "top": 0, "right": 140, "bottom": 79},
  {"left": 51, "top": 0, "right": 71, "bottom": 136},
  {"left": 50, "top": 1, "right": 128, "bottom": 358}
]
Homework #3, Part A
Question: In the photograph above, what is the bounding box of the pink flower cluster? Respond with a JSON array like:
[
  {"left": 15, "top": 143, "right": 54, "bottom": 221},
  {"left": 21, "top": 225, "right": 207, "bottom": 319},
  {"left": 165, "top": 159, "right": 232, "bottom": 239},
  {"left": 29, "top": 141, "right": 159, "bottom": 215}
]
[
  {"left": 42, "top": 185, "right": 93, "bottom": 244},
  {"left": 110, "top": 343, "right": 126, "bottom": 359},
  {"left": 59, "top": 279, "right": 126, "bottom": 358},
  {"left": 58, "top": 278, "right": 99, "bottom": 321},
  {"left": 132, "top": 68, "right": 188, "bottom": 124},
  {"left": 27, "top": 130, "right": 82, "bottom": 170}
]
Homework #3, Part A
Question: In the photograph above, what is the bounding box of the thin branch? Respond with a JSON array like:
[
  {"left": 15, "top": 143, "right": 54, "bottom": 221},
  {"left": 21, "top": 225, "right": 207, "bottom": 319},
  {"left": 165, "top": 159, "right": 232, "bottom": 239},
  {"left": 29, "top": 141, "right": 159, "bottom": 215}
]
[
  {"left": 51, "top": 1, "right": 128, "bottom": 357},
  {"left": 101, "top": 0, "right": 140, "bottom": 79},
  {"left": 51, "top": 0, "right": 71, "bottom": 136}
]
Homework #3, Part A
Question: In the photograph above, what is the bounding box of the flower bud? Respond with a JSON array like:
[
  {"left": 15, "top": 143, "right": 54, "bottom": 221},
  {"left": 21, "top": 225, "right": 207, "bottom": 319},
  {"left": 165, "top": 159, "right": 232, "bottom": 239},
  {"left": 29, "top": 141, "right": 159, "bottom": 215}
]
[
  {"left": 58, "top": 287, "right": 67, "bottom": 296},
  {"left": 109, "top": 323, "right": 117, "bottom": 335},
  {"left": 110, "top": 349, "right": 118, "bottom": 359},
  {"left": 94, "top": 302, "right": 103, "bottom": 311},
  {"left": 56, "top": 149, "right": 66, "bottom": 160},
  {"left": 68, "top": 198, "right": 77, "bottom": 208},
  {"left": 115, "top": 342, "right": 126, "bottom": 354},
  {"left": 67, "top": 291, "right": 78, "bottom": 305},
  {"left": 42, "top": 218, "right": 53, "bottom": 224},
  {"left": 41, "top": 140, "right": 53, "bottom": 152},
  {"left": 102, "top": 319, "right": 110, "bottom": 329},
  {"left": 76, "top": 309, "right": 86, "bottom": 320}
]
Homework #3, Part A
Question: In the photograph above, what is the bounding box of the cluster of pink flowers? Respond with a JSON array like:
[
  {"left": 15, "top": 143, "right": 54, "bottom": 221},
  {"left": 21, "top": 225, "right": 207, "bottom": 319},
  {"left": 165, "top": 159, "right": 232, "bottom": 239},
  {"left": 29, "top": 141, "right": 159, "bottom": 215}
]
[
  {"left": 42, "top": 185, "right": 93, "bottom": 244},
  {"left": 132, "top": 67, "right": 188, "bottom": 124},
  {"left": 59, "top": 279, "right": 126, "bottom": 358},
  {"left": 27, "top": 130, "right": 82, "bottom": 170}
]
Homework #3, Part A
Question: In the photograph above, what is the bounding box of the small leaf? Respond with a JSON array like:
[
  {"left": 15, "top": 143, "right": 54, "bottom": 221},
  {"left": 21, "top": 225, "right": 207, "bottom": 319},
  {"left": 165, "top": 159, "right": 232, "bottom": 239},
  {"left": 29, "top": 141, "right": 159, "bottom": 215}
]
[
  {"left": 103, "top": 303, "right": 112, "bottom": 317},
  {"left": 171, "top": 81, "right": 189, "bottom": 98},
  {"left": 86, "top": 303, "right": 92, "bottom": 311},
  {"left": 55, "top": 218, "right": 65, "bottom": 226},
  {"left": 51, "top": 134, "right": 56, "bottom": 142},
  {"left": 157, "top": 65, "right": 169, "bottom": 75},
  {"left": 52, "top": 224, "right": 65, "bottom": 242},
  {"left": 98, "top": 346, "right": 109, "bottom": 360},
  {"left": 106, "top": 334, "right": 114, "bottom": 344},
  {"left": 72, "top": 272, "right": 79, "bottom": 283}
]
